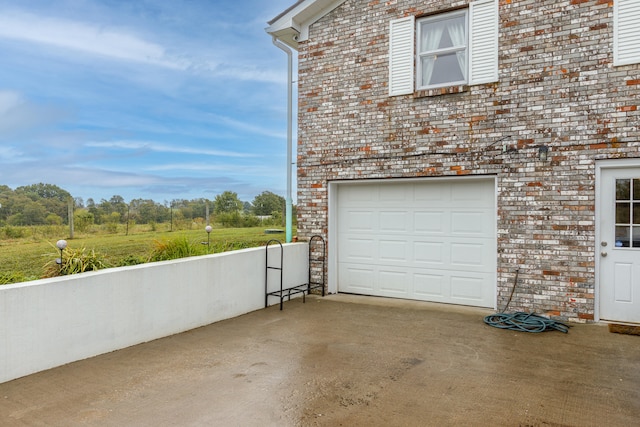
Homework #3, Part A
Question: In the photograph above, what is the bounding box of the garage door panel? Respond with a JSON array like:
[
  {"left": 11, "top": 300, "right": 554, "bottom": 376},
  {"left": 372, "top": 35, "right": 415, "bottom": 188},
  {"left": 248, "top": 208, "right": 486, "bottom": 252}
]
[
  {"left": 380, "top": 184, "right": 410, "bottom": 202},
  {"left": 380, "top": 210, "right": 410, "bottom": 232},
  {"left": 451, "top": 242, "right": 485, "bottom": 267},
  {"left": 451, "top": 180, "right": 494, "bottom": 206},
  {"left": 340, "top": 265, "right": 376, "bottom": 293},
  {"left": 414, "top": 211, "right": 447, "bottom": 234},
  {"left": 414, "top": 183, "right": 446, "bottom": 202},
  {"left": 451, "top": 211, "right": 493, "bottom": 235},
  {"left": 414, "top": 272, "right": 446, "bottom": 298},
  {"left": 340, "top": 185, "right": 375, "bottom": 202},
  {"left": 379, "top": 269, "right": 410, "bottom": 296},
  {"left": 340, "top": 210, "right": 375, "bottom": 232},
  {"left": 343, "top": 237, "right": 376, "bottom": 261},
  {"left": 414, "top": 241, "right": 445, "bottom": 264},
  {"left": 450, "top": 273, "right": 492, "bottom": 304},
  {"left": 379, "top": 239, "right": 408, "bottom": 263},
  {"left": 337, "top": 178, "right": 496, "bottom": 308}
]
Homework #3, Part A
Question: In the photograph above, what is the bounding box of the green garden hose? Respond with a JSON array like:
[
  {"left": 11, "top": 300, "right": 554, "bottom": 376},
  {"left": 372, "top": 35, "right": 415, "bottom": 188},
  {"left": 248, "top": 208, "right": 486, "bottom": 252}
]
[
  {"left": 483, "top": 267, "right": 570, "bottom": 333},
  {"left": 483, "top": 312, "right": 570, "bottom": 333}
]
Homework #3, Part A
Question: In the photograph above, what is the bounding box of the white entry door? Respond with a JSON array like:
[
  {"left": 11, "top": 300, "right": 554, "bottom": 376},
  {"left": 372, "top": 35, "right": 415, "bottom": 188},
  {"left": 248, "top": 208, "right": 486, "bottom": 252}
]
[{"left": 599, "top": 166, "right": 640, "bottom": 324}]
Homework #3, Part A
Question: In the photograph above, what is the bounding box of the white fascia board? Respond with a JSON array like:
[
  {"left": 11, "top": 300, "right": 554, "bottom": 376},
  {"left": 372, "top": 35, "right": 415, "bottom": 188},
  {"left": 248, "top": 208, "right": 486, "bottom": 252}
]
[{"left": 266, "top": 0, "right": 348, "bottom": 50}]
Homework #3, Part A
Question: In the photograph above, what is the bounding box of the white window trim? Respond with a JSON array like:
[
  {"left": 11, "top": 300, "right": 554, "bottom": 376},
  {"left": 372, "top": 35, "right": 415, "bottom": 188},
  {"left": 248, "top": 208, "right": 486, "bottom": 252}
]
[{"left": 416, "top": 10, "right": 469, "bottom": 91}]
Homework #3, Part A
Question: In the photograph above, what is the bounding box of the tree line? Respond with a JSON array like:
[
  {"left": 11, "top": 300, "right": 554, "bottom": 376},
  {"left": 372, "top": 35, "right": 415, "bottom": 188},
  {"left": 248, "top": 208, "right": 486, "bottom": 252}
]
[{"left": 0, "top": 183, "right": 291, "bottom": 229}]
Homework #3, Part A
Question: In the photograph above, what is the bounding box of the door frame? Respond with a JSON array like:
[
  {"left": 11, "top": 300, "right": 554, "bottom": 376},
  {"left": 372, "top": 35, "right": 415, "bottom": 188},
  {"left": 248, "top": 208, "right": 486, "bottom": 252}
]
[
  {"left": 595, "top": 158, "right": 640, "bottom": 322},
  {"left": 327, "top": 175, "right": 498, "bottom": 306}
]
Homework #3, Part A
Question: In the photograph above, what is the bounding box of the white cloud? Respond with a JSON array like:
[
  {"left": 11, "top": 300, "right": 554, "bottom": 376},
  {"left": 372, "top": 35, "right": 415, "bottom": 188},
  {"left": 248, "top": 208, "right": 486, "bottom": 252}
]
[
  {"left": 0, "top": 9, "right": 287, "bottom": 85},
  {"left": 0, "top": 90, "right": 23, "bottom": 115},
  {"left": 144, "top": 163, "right": 237, "bottom": 172},
  {"left": 143, "top": 162, "right": 282, "bottom": 178},
  {"left": 0, "top": 11, "right": 187, "bottom": 70},
  {"left": 207, "top": 113, "right": 287, "bottom": 139},
  {"left": 0, "top": 90, "right": 67, "bottom": 137},
  {"left": 0, "top": 145, "right": 23, "bottom": 160},
  {"left": 85, "top": 140, "right": 258, "bottom": 158}
]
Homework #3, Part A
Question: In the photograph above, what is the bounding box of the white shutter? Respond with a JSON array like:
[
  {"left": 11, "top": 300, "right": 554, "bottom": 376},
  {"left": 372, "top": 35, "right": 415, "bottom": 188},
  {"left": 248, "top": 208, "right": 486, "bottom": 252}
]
[
  {"left": 389, "top": 16, "right": 415, "bottom": 96},
  {"left": 614, "top": 0, "right": 640, "bottom": 66},
  {"left": 469, "top": 0, "right": 498, "bottom": 85}
]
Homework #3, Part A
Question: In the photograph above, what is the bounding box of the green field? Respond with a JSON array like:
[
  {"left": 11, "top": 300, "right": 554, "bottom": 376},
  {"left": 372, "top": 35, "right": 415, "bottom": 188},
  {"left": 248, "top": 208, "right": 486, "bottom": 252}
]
[{"left": 0, "top": 223, "right": 290, "bottom": 284}]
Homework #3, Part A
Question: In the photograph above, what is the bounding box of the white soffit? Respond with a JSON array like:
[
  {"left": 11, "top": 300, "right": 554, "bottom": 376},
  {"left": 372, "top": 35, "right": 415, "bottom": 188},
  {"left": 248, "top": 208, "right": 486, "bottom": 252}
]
[{"left": 266, "top": 0, "right": 348, "bottom": 50}]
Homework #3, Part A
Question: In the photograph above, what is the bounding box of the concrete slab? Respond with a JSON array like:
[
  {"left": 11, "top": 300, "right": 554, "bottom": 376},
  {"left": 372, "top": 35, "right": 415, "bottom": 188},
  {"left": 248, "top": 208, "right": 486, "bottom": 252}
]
[{"left": 1, "top": 295, "right": 638, "bottom": 426}]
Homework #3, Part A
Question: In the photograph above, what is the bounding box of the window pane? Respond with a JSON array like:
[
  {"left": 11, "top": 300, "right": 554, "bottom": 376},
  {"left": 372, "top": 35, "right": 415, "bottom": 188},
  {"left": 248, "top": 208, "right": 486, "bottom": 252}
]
[
  {"left": 634, "top": 179, "right": 640, "bottom": 200},
  {"left": 634, "top": 203, "right": 640, "bottom": 224},
  {"left": 420, "top": 15, "right": 466, "bottom": 52},
  {"left": 616, "top": 202, "right": 630, "bottom": 224},
  {"left": 633, "top": 227, "right": 640, "bottom": 248},
  {"left": 616, "top": 226, "right": 630, "bottom": 247},
  {"left": 420, "top": 52, "right": 465, "bottom": 86},
  {"left": 616, "top": 179, "right": 630, "bottom": 200}
]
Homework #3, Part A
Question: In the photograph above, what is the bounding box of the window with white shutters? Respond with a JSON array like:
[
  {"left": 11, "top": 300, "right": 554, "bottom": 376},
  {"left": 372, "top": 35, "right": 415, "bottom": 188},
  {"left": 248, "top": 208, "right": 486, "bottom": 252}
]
[
  {"left": 614, "top": 0, "right": 640, "bottom": 66},
  {"left": 388, "top": 0, "right": 498, "bottom": 96}
]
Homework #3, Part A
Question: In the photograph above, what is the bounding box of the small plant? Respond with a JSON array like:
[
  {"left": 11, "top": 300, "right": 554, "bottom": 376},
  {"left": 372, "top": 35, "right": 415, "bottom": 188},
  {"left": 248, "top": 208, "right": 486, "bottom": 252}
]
[
  {"left": 0, "top": 272, "right": 27, "bottom": 285},
  {"left": 43, "top": 243, "right": 110, "bottom": 277},
  {"left": 116, "top": 255, "right": 146, "bottom": 267},
  {"left": 149, "top": 237, "right": 204, "bottom": 262}
]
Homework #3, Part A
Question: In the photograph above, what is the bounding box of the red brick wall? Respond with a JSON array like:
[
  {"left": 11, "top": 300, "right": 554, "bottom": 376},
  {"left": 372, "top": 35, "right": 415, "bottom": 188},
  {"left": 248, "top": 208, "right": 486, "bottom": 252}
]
[{"left": 296, "top": 0, "right": 639, "bottom": 322}]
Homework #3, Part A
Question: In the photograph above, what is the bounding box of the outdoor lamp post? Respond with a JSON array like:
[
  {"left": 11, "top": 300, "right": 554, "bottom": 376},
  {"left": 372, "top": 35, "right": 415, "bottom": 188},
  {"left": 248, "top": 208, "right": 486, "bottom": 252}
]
[
  {"left": 205, "top": 225, "right": 212, "bottom": 249},
  {"left": 56, "top": 239, "right": 67, "bottom": 271}
]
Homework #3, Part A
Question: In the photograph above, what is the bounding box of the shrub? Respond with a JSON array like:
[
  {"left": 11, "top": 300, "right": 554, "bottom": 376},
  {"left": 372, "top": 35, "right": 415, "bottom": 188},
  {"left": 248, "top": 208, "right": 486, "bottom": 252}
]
[
  {"left": 217, "top": 212, "right": 242, "bottom": 227},
  {"left": 2, "top": 226, "right": 25, "bottom": 239},
  {"left": 28, "top": 225, "right": 66, "bottom": 240},
  {"left": 104, "top": 222, "right": 119, "bottom": 234},
  {"left": 43, "top": 244, "right": 110, "bottom": 277},
  {"left": 241, "top": 215, "right": 260, "bottom": 227},
  {"left": 45, "top": 213, "right": 63, "bottom": 225},
  {"left": 74, "top": 210, "right": 94, "bottom": 233},
  {"left": 216, "top": 212, "right": 262, "bottom": 228},
  {"left": 149, "top": 237, "right": 204, "bottom": 262}
]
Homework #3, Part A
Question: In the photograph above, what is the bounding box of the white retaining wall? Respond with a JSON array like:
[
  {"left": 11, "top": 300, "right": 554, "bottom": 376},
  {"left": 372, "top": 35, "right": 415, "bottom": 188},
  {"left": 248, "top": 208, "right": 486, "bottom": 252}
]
[{"left": 0, "top": 242, "right": 308, "bottom": 384}]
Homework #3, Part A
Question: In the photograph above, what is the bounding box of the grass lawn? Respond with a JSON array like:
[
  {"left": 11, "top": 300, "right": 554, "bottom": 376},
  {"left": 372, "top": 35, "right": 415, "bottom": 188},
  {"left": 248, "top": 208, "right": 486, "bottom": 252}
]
[{"left": 0, "top": 224, "right": 290, "bottom": 284}]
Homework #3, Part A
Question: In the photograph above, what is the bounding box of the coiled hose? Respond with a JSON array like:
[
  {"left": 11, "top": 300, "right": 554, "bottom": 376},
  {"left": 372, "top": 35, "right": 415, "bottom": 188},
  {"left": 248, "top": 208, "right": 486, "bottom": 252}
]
[
  {"left": 483, "top": 268, "right": 570, "bottom": 333},
  {"left": 483, "top": 312, "right": 570, "bottom": 333}
]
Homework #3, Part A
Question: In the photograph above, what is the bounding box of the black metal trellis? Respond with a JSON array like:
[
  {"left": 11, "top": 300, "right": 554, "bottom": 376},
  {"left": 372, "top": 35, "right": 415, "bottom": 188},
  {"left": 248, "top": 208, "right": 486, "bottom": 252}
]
[{"left": 265, "top": 235, "right": 326, "bottom": 310}]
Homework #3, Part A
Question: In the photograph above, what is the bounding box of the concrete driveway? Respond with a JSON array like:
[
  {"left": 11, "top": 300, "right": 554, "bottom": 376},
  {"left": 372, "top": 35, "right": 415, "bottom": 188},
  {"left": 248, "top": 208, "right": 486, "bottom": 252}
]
[{"left": 1, "top": 295, "right": 638, "bottom": 426}]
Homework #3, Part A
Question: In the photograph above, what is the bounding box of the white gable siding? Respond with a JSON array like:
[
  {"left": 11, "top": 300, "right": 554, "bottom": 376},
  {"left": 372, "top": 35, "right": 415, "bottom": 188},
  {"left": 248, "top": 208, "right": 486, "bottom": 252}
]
[
  {"left": 614, "top": 0, "right": 640, "bottom": 66},
  {"left": 389, "top": 16, "right": 415, "bottom": 96},
  {"left": 469, "top": 0, "right": 499, "bottom": 84}
]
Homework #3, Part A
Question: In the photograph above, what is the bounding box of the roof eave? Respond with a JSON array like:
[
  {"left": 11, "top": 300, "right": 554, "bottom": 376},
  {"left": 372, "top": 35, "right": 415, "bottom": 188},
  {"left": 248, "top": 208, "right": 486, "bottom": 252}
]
[{"left": 266, "top": 0, "right": 348, "bottom": 51}]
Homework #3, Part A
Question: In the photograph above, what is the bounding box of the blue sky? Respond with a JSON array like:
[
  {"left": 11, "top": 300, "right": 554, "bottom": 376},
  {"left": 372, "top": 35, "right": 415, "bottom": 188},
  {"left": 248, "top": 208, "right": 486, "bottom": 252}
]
[{"left": 0, "top": 0, "right": 297, "bottom": 205}]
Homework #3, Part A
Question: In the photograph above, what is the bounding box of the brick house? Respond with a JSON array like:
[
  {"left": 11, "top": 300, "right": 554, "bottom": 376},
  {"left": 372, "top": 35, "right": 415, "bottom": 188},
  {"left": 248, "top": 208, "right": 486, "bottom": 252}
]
[{"left": 267, "top": 0, "right": 640, "bottom": 324}]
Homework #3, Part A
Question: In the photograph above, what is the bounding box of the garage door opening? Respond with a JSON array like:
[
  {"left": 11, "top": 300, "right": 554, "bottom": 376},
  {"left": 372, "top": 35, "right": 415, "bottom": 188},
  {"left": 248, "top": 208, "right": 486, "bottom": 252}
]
[{"left": 329, "top": 177, "right": 497, "bottom": 308}]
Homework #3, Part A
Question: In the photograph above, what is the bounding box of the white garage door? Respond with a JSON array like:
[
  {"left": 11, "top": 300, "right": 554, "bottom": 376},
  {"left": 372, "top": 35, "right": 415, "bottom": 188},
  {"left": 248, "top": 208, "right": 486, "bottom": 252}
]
[{"left": 336, "top": 178, "right": 496, "bottom": 308}]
